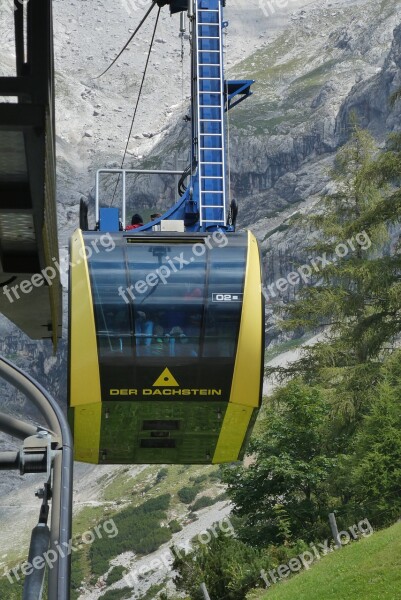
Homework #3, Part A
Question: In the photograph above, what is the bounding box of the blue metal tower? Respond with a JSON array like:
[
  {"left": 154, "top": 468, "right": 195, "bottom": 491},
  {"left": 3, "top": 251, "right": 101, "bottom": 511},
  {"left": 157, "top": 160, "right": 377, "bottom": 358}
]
[{"left": 96, "top": 0, "right": 254, "bottom": 233}]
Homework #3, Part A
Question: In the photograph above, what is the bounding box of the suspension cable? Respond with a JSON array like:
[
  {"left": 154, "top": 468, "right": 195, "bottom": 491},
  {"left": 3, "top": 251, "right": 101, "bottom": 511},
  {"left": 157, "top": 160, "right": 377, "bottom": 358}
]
[
  {"left": 96, "top": 1, "right": 156, "bottom": 79},
  {"left": 110, "top": 6, "right": 161, "bottom": 208}
]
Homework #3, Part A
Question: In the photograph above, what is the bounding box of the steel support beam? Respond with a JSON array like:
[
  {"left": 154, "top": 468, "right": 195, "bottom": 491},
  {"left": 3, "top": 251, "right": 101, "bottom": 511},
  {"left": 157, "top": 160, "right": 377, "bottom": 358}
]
[
  {"left": 0, "top": 104, "right": 45, "bottom": 129},
  {"left": 0, "top": 412, "right": 38, "bottom": 440},
  {"left": 0, "top": 451, "right": 19, "bottom": 469}
]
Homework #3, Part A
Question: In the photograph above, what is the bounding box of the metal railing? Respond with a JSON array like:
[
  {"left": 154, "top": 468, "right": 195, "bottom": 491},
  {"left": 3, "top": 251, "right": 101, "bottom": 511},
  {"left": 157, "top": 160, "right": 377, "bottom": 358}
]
[{"left": 95, "top": 168, "right": 183, "bottom": 229}]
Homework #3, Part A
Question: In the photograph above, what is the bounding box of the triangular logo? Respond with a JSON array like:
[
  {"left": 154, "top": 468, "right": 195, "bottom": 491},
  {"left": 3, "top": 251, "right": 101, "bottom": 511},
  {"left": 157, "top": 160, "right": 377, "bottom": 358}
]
[{"left": 152, "top": 368, "right": 179, "bottom": 387}]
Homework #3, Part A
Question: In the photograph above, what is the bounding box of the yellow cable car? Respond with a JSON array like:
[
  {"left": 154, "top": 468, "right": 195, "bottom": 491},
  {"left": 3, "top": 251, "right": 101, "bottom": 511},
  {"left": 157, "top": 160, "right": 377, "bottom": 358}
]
[{"left": 69, "top": 229, "right": 264, "bottom": 464}]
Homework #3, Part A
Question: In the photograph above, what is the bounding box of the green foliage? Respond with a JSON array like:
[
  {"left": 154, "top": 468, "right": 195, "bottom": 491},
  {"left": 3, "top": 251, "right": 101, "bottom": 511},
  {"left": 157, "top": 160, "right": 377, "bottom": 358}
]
[
  {"left": 190, "top": 496, "right": 216, "bottom": 512},
  {"left": 190, "top": 473, "right": 208, "bottom": 484},
  {"left": 208, "top": 470, "right": 221, "bottom": 482},
  {"left": 106, "top": 565, "right": 126, "bottom": 586},
  {"left": 89, "top": 495, "right": 171, "bottom": 578},
  {"left": 223, "top": 380, "right": 337, "bottom": 546},
  {"left": 139, "top": 582, "right": 166, "bottom": 600},
  {"left": 276, "top": 125, "right": 399, "bottom": 424},
  {"left": 99, "top": 587, "right": 132, "bottom": 600},
  {"left": 177, "top": 485, "right": 201, "bottom": 504},
  {"left": 172, "top": 529, "right": 313, "bottom": 600},
  {"left": 71, "top": 546, "right": 92, "bottom": 598},
  {"left": 343, "top": 350, "right": 401, "bottom": 525},
  {"left": 173, "top": 533, "right": 266, "bottom": 600},
  {"left": 156, "top": 468, "right": 169, "bottom": 484},
  {"left": 169, "top": 519, "right": 183, "bottom": 533},
  {"left": 0, "top": 573, "right": 24, "bottom": 600}
]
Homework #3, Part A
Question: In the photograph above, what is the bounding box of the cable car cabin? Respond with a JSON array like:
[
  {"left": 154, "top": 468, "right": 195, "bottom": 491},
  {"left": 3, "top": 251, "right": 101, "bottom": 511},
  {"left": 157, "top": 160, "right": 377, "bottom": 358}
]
[{"left": 68, "top": 229, "right": 264, "bottom": 464}]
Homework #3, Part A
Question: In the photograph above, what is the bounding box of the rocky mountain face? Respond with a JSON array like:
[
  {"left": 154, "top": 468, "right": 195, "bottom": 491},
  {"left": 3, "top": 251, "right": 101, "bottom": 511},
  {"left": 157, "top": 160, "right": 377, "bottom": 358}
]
[
  {"left": 226, "top": 0, "right": 401, "bottom": 340},
  {"left": 1, "top": 0, "right": 401, "bottom": 597}
]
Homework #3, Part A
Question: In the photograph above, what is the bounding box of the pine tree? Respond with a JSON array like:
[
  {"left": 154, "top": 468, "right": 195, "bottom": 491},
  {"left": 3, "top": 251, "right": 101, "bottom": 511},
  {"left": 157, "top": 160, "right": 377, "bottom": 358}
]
[{"left": 273, "top": 125, "right": 401, "bottom": 421}]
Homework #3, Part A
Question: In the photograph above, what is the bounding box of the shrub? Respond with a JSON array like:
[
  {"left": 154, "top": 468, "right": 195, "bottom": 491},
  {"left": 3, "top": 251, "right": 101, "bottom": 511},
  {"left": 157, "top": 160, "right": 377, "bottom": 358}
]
[
  {"left": 190, "top": 474, "right": 208, "bottom": 484},
  {"left": 107, "top": 565, "right": 126, "bottom": 586},
  {"left": 156, "top": 468, "right": 169, "bottom": 483},
  {"left": 177, "top": 486, "right": 201, "bottom": 504},
  {"left": 190, "top": 496, "right": 215, "bottom": 512},
  {"left": 169, "top": 519, "right": 183, "bottom": 533}
]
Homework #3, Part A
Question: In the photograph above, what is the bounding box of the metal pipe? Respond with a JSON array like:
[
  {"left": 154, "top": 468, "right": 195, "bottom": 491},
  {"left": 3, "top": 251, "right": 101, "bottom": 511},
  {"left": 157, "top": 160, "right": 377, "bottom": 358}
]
[
  {"left": 97, "top": 168, "right": 183, "bottom": 175},
  {"left": 0, "top": 412, "right": 38, "bottom": 440},
  {"left": 180, "top": 11, "right": 186, "bottom": 34},
  {"left": 0, "top": 451, "right": 19, "bottom": 469},
  {"left": 200, "top": 582, "right": 211, "bottom": 600},
  {"left": 0, "top": 361, "right": 61, "bottom": 437},
  {"left": 48, "top": 451, "right": 61, "bottom": 598},
  {"left": 23, "top": 524, "right": 50, "bottom": 600},
  {"left": 0, "top": 357, "right": 73, "bottom": 600},
  {"left": 95, "top": 169, "right": 100, "bottom": 224},
  {"left": 0, "top": 451, "right": 48, "bottom": 472},
  {"left": 122, "top": 169, "right": 126, "bottom": 229}
]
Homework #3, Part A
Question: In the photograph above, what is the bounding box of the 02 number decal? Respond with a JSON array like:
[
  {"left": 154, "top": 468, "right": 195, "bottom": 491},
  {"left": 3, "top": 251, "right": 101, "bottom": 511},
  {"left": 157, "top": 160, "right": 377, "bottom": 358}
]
[{"left": 212, "top": 293, "right": 243, "bottom": 302}]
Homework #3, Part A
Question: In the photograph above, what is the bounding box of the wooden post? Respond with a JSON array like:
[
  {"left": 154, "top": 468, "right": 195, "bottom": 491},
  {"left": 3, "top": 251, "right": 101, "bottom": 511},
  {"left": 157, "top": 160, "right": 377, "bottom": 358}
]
[
  {"left": 329, "top": 512, "right": 341, "bottom": 548},
  {"left": 200, "top": 582, "right": 211, "bottom": 600}
]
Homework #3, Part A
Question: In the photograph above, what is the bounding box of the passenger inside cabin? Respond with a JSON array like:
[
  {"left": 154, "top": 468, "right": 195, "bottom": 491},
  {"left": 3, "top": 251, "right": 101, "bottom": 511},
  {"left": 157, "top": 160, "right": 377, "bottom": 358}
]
[
  {"left": 126, "top": 213, "right": 143, "bottom": 230},
  {"left": 135, "top": 310, "right": 153, "bottom": 354}
]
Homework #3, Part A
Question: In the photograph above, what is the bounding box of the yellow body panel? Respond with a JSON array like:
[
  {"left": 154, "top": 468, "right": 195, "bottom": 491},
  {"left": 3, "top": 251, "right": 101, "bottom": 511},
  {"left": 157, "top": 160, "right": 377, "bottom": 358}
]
[
  {"left": 212, "top": 404, "right": 254, "bottom": 463},
  {"left": 229, "top": 230, "right": 263, "bottom": 408},
  {"left": 213, "top": 231, "right": 263, "bottom": 463},
  {"left": 69, "top": 229, "right": 101, "bottom": 407},
  {"left": 72, "top": 403, "right": 102, "bottom": 463}
]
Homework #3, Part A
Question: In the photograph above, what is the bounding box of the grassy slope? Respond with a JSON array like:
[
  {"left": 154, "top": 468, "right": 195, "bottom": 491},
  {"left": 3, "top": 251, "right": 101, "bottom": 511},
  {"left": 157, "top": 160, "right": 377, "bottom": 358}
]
[
  {"left": 69, "top": 464, "right": 222, "bottom": 595},
  {"left": 252, "top": 521, "right": 401, "bottom": 600}
]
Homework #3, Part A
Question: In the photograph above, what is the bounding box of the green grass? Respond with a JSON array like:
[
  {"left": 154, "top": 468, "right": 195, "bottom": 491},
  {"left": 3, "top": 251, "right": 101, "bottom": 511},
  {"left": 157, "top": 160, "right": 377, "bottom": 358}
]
[
  {"left": 73, "top": 505, "right": 109, "bottom": 534},
  {"left": 253, "top": 521, "right": 401, "bottom": 600},
  {"left": 101, "top": 464, "right": 218, "bottom": 510},
  {"left": 0, "top": 571, "right": 24, "bottom": 599}
]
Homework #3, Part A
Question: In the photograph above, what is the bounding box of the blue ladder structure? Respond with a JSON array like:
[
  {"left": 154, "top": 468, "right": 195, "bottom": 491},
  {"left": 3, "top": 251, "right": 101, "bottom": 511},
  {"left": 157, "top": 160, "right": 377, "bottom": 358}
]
[
  {"left": 196, "top": 0, "right": 226, "bottom": 229},
  {"left": 96, "top": 0, "right": 255, "bottom": 234}
]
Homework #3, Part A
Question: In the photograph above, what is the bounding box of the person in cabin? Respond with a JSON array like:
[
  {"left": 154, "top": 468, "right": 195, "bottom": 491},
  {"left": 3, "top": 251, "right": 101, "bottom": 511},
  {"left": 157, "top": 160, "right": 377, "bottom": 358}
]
[{"left": 125, "top": 213, "right": 143, "bottom": 230}]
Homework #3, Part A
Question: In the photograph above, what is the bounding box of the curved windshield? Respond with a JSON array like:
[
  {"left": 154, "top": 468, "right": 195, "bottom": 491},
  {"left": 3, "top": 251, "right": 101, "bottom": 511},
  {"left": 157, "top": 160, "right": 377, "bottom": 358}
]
[{"left": 88, "top": 236, "right": 246, "bottom": 360}]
